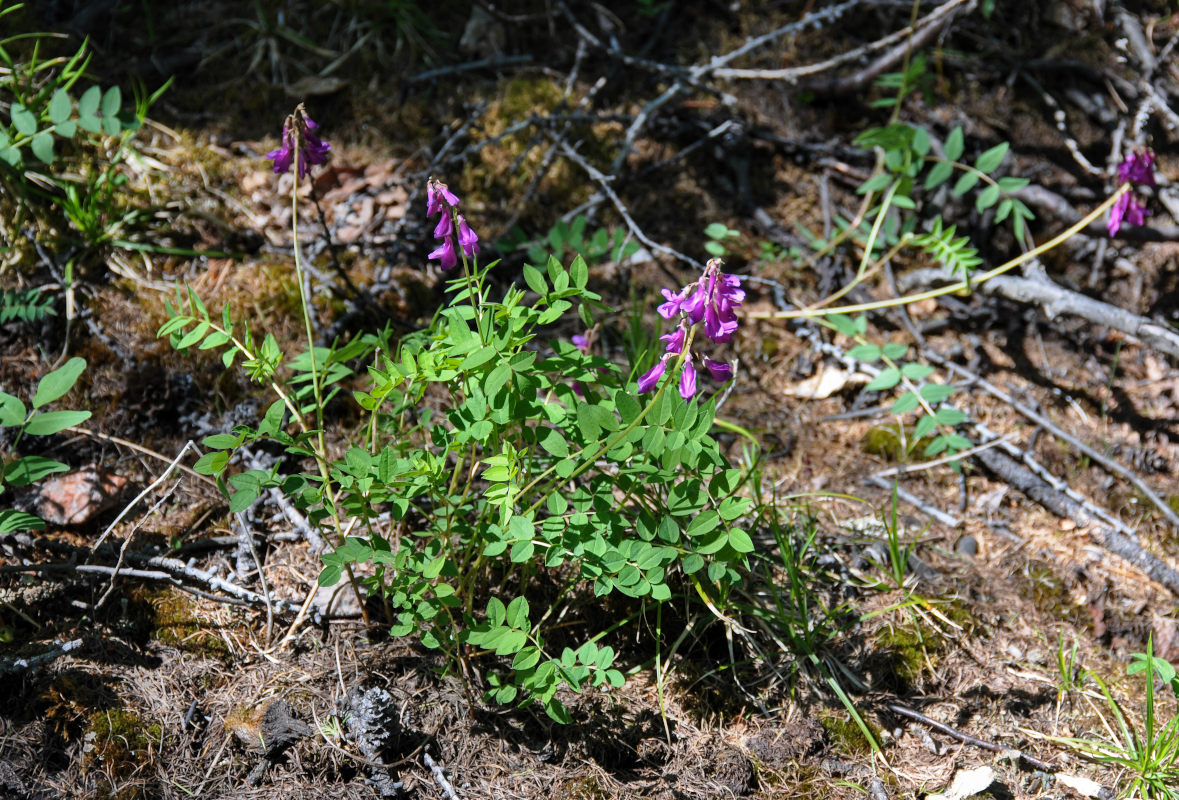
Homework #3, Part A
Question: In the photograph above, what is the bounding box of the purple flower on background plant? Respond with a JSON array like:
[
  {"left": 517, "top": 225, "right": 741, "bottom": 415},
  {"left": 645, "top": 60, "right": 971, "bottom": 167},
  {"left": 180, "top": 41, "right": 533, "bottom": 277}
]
[
  {"left": 1107, "top": 192, "right": 1149, "bottom": 237},
  {"left": 1109, "top": 150, "right": 1156, "bottom": 237},
  {"left": 572, "top": 333, "right": 590, "bottom": 354},
  {"left": 643, "top": 257, "right": 742, "bottom": 398},
  {"left": 267, "top": 104, "right": 330, "bottom": 178},
  {"left": 703, "top": 358, "right": 733, "bottom": 382},
  {"left": 1118, "top": 151, "right": 1156, "bottom": 187},
  {"left": 638, "top": 358, "right": 667, "bottom": 393}
]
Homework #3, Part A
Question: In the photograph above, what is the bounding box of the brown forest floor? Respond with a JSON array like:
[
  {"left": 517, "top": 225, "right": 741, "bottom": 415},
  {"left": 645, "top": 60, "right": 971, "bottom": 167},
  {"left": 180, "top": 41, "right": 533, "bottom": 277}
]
[{"left": 3, "top": 1, "right": 1179, "bottom": 798}]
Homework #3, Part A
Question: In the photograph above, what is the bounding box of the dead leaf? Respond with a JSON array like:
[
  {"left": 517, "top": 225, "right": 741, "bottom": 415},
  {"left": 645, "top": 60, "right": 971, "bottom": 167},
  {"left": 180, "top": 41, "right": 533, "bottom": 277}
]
[
  {"left": 786, "top": 366, "right": 866, "bottom": 399},
  {"left": 926, "top": 766, "right": 996, "bottom": 800},
  {"left": 1055, "top": 772, "right": 1107, "bottom": 798}
]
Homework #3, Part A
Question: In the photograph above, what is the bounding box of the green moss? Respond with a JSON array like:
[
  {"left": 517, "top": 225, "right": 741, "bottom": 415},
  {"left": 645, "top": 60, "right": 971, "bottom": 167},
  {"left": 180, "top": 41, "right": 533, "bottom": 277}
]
[
  {"left": 557, "top": 775, "right": 611, "bottom": 800},
  {"left": 876, "top": 619, "right": 943, "bottom": 686},
  {"left": 85, "top": 708, "right": 162, "bottom": 766},
  {"left": 141, "top": 587, "right": 230, "bottom": 658},
  {"left": 818, "top": 710, "right": 877, "bottom": 756}
]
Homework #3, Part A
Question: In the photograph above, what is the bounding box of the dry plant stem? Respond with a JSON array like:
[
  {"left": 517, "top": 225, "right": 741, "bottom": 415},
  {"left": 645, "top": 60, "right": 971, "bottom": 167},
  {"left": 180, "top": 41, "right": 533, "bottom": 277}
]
[
  {"left": 557, "top": 139, "right": 703, "bottom": 270},
  {"left": 887, "top": 703, "right": 1057, "bottom": 772},
  {"left": 308, "top": 184, "right": 362, "bottom": 297},
  {"left": 901, "top": 267, "right": 1179, "bottom": 360},
  {"left": 94, "top": 472, "right": 183, "bottom": 610},
  {"left": 712, "top": 0, "right": 974, "bottom": 82},
  {"left": 90, "top": 439, "right": 201, "bottom": 553},
  {"left": 748, "top": 187, "right": 1128, "bottom": 321},
  {"left": 870, "top": 434, "right": 1014, "bottom": 480},
  {"left": 800, "top": 0, "right": 978, "bottom": 97},
  {"left": 973, "top": 421, "right": 1138, "bottom": 539},
  {"left": 65, "top": 426, "right": 216, "bottom": 487}
]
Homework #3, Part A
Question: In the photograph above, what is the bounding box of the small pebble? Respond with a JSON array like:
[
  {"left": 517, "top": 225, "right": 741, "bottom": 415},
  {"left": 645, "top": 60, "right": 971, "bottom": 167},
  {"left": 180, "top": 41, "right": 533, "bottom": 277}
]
[{"left": 955, "top": 535, "right": 979, "bottom": 557}]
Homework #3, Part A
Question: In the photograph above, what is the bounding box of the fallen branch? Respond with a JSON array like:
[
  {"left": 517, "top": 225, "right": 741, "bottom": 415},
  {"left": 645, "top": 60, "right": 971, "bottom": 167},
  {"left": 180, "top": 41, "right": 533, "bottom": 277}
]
[
  {"left": 423, "top": 750, "right": 460, "bottom": 800},
  {"left": 0, "top": 638, "right": 83, "bottom": 677},
  {"left": 974, "top": 447, "right": 1179, "bottom": 595},
  {"left": 887, "top": 702, "right": 1056, "bottom": 773},
  {"left": 923, "top": 351, "right": 1179, "bottom": 531}
]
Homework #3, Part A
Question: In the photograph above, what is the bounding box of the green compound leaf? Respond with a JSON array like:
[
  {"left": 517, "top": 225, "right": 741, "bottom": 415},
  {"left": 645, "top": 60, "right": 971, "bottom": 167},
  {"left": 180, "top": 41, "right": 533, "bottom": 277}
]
[
  {"left": 890, "top": 391, "right": 921, "bottom": 415},
  {"left": 4, "top": 455, "right": 69, "bottom": 487},
  {"left": 54, "top": 119, "right": 76, "bottom": 139},
  {"left": 101, "top": 86, "right": 122, "bottom": 119},
  {"left": 79, "top": 86, "right": 101, "bottom": 117},
  {"left": 901, "top": 363, "right": 934, "bottom": 381},
  {"left": 933, "top": 407, "right": 968, "bottom": 426},
  {"left": 0, "top": 392, "right": 27, "bottom": 427},
  {"left": 847, "top": 344, "right": 881, "bottom": 362},
  {"left": 10, "top": 103, "right": 36, "bottom": 136},
  {"left": 952, "top": 172, "right": 979, "bottom": 196},
  {"left": 48, "top": 89, "right": 72, "bottom": 124},
  {"left": 924, "top": 159, "right": 953, "bottom": 190},
  {"left": 944, "top": 127, "right": 964, "bottom": 162},
  {"left": 0, "top": 142, "right": 20, "bottom": 168},
  {"left": 30, "top": 132, "right": 54, "bottom": 165},
  {"left": 33, "top": 357, "right": 86, "bottom": 409},
  {"left": 728, "top": 528, "right": 755, "bottom": 553},
  {"left": 974, "top": 142, "right": 1009, "bottom": 173},
  {"left": 864, "top": 367, "right": 901, "bottom": 392},
  {"left": 0, "top": 509, "right": 46, "bottom": 533},
  {"left": 24, "top": 410, "right": 91, "bottom": 436},
  {"left": 920, "top": 383, "right": 956, "bottom": 404},
  {"left": 975, "top": 184, "right": 1001, "bottom": 212}
]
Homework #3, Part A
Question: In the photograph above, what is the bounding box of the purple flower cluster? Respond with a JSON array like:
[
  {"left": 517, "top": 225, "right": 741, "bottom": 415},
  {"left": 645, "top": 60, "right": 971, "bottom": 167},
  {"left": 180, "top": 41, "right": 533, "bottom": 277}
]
[
  {"left": 639, "top": 258, "right": 742, "bottom": 399},
  {"left": 426, "top": 178, "right": 479, "bottom": 270},
  {"left": 1108, "top": 151, "right": 1156, "bottom": 237},
  {"left": 267, "top": 104, "right": 330, "bottom": 178}
]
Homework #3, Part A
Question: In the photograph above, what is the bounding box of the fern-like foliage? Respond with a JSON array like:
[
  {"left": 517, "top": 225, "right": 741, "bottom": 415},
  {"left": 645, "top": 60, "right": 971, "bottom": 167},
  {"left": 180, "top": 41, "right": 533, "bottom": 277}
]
[
  {"left": 0, "top": 289, "right": 55, "bottom": 324},
  {"left": 911, "top": 218, "right": 983, "bottom": 278}
]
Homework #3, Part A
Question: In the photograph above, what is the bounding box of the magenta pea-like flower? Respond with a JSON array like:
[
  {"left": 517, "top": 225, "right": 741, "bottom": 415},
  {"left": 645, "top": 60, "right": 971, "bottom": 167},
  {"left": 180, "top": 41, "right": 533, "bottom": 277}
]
[
  {"left": 425, "top": 178, "right": 478, "bottom": 270},
  {"left": 637, "top": 358, "right": 667, "bottom": 394},
  {"left": 660, "top": 326, "right": 686, "bottom": 356},
  {"left": 457, "top": 215, "right": 480, "bottom": 257},
  {"left": 679, "top": 357, "right": 697, "bottom": 399},
  {"left": 703, "top": 358, "right": 733, "bottom": 382},
  {"left": 1107, "top": 192, "right": 1149, "bottom": 237},
  {"left": 1108, "top": 150, "right": 1156, "bottom": 236},
  {"left": 267, "top": 104, "right": 330, "bottom": 178},
  {"left": 1118, "top": 151, "right": 1156, "bottom": 187},
  {"left": 640, "top": 258, "right": 740, "bottom": 397}
]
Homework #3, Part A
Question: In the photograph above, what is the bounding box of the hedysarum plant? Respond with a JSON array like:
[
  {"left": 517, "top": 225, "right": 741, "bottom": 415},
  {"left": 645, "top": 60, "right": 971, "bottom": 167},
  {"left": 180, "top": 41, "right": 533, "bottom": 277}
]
[{"left": 160, "top": 117, "right": 755, "bottom": 721}]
